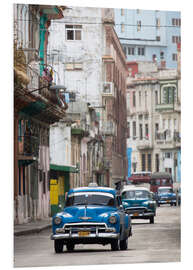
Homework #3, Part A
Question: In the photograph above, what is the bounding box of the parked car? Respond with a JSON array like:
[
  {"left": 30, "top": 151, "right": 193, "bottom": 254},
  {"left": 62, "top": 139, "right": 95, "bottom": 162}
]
[
  {"left": 51, "top": 186, "right": 132, "bottom": 253},
  {"left": 121, "top": 186, "right": 156, "bottom": 224},
  {"left": 156, "top": 186, "right": 177, "bottom": 206},
  {"left": 177, "top": 187, "right": 181, "bottom": 206}
]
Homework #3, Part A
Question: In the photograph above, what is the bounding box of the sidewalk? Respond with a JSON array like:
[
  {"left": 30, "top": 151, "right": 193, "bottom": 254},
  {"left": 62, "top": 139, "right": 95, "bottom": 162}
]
[{"left": 14, "top": 218, "right": 52, "bottom": 236}]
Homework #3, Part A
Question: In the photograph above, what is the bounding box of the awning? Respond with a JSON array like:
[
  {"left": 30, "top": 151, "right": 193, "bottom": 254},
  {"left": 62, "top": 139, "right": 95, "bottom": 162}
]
[{"left": 50, "top": 164, "right": 78, "bottom": 173}]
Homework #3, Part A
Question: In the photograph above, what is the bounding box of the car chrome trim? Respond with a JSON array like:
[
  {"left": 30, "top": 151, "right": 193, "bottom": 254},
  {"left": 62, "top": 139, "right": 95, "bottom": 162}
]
[{"left": 51, "top": 232, "right": 119, "bottom": 240}]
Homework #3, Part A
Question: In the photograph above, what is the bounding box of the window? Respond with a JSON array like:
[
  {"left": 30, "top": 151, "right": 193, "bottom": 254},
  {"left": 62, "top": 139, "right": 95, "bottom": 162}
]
[
  {"left": 145, "top": 124, "right": 149, "bottom": 138},
  {"left": 123, "top": 46, "right": 127, "bottom": 55},
  {"left": 160, "top": 51, "right": 164, "bottom": 60},
  {"left": 145, "top": 91, "right": 147, "bottom": 108},
  {"left": 141, "top": 154, "right": 146, "bottom": 171},
  {"left": 66, "top": 25, "right": 82, "bottom": 40},
  {"left": 156, "top": 36, "right": 160, "bottom": 41},
  {"left": 121, "top": 9, "right": 124, "bottom": 16},
  {"left": 133, "top": 121, "right": 136, "bottom": 138},
  {"left": 155, "top": 90, "right": 158, "bottom": 104},
  {"left": 172, "top": 18, "right": 181, "bottom": 27},
  {"left": 147, "top": 154, "right": 152, "bottom": 172},
  {"left": 127, "top": 122, "right": 130, "bottom": 138},
  {"left": 139, "top": 124, "right": 143, "bottom": 140},
  {"left": 133, "top": 91, "right": 136, "bottom": 107},
  {"left": 121, "top": 23, "right": 125, "bottom": 33},
  {"left": 152, "top": 54, "right": 157, "bottom": 62},
  {"left": 172, "top": 54, "right": 177, "bottom": 61},
  {"left": 128, "top": 47, "right": 135, "bottom": 55},
  {"left": 155, "top": 123, "right": 159, "bottom": 132},
  {"left": 163, "top": 119, "right": 165, "bottom": 129},
  {"left": 65, "top": 62, "right": 83, "bottom": 70},
  {"left": 156, "top": 18, "right": 160, "bottom": 28},
  {"left": 165, "top": 152, "right": 172, "bottom": 158},
  {"left": 155, "top": 154, "right": 159, "bottom": 172},
  {"left": 172, "top": 36, "right": 181, "bottom": 43},
  {"left": 137, "top": 20, "right": 141, "bottom": 31},
  {"left": 163, "top": 86, "right": 176, "bottom": 103},
  {"left": 139, "top": 91, "right": 141, "bottom": 106},
  {"left": 138, "top": 47, "right": 145, "bottom": 56},
  {"left": 174, "top": 119, "right": 177, "bottom": 129}
]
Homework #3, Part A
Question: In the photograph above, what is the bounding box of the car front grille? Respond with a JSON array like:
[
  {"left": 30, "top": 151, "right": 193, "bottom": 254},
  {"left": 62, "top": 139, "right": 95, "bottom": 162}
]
[
  {"left": 126, "top": 207, "right": 147, "bottom": 214},
  {"left": 62, "top": 222, "right": 107, "bottom": 234}
]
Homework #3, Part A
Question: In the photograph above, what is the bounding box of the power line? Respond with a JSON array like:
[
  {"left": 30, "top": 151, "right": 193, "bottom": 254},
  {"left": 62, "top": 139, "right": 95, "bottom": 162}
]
[{"left": 14, "top": 18, "right": 181, "bottom": 29}]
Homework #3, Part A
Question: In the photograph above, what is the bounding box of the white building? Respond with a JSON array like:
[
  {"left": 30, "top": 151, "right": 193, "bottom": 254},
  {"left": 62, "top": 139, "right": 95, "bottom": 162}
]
[{"left": 126, "top": 62, "right": 181, "bottom": 182}]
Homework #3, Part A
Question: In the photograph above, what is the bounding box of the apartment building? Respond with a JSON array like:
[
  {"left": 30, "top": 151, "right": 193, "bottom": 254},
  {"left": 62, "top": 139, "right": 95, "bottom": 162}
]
[{"left": 114, "top": 9, "right": 181, "bottom": 69}]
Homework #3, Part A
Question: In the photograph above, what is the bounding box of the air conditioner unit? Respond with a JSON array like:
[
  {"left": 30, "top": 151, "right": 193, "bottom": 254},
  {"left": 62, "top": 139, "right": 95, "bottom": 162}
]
[{"left": 102, "top": 82, "right": 114, "bottom": 96}]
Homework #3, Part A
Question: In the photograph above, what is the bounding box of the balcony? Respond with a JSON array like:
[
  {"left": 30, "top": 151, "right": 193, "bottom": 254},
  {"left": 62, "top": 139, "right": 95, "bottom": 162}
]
[
  {"left": 155, "top": 103, "right": 174, "bottom": 112},
  {"left": 137, "top": 140, "right": 153, "bottom": 150},
  {"left": 102, "top": 121, "right": 115, "bottom": 136},
  {"left": 18, "top": 135, "right": 39, "bottom": 165},
  {"left": 101, "top": 82, "right": 115, "bottom": 97},
  {"left": 155, "top": 131, "right": 181, "bottom": 149}
]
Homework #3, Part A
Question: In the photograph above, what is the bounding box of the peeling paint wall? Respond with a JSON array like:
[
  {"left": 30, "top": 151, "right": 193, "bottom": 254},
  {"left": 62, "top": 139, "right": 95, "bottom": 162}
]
[{"left": 48, "top": 7, "right": 105, "bottom": 106}]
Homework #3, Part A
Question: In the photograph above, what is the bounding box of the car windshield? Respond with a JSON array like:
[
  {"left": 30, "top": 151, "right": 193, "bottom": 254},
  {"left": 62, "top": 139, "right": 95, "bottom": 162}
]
[
  {"left": 66, "top": 191, "right": 115, "bottom": 207},
  {"left": 158, "top": 188, "right": 173, "bottom": 194},
  {"left": 122, "top": 190, "right": 150, "bottom": 200}
]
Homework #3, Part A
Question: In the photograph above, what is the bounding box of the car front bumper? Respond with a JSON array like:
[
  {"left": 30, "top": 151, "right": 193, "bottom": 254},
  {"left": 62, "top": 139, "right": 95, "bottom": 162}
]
[
  {"left": 158, "top": 199, "right": 176, "bottom": 204},
  {"left": 51, "top": 231, "right": 120, "bottom": 240},
  {"left": 125, "top": 208, "right": 155, "bottom": 219}
]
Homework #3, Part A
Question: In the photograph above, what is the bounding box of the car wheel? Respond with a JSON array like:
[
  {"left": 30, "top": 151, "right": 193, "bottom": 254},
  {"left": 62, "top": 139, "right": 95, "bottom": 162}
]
[
  {"left": 170, "top": 203, "right": 173, "bottom": 206},
  {"left": 111, "top": 239, "right": 120, "bottom": 251},
  {"left": 54, "top": 239, "right": 63, "bottom": 253},
  {"left": 120, "top": 238, "right": 128, "bottom": 250},
  {"left": 150, "top": 216, "right": 154, "bottom": 224},
  {"left": 66, "top": 243, "right": 75, "bottom": 251},
  {"left": 157, "top": 203, "right": 160, "bottom": 207}
]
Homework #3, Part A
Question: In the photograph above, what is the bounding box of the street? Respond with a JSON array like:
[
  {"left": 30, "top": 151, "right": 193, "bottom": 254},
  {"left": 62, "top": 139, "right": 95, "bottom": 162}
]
[{"left": 14, "top": 205, "right": 180, "bottom": 267}]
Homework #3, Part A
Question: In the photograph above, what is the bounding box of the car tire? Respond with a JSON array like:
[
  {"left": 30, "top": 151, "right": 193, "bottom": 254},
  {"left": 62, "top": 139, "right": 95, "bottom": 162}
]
[
  {"left": 150, "top": 216, "right": 154, "bottom": 224},
  {"left": 120, "top": 238, "right": 128, "bottom": 250},
  {"left": 66, "top": 243, "right": 75, "bottom": 251},
  {"left": 170, "top": 203, "right": 173, "bottom": 206},
  {"left": 54, "top": 239, "right": 63, "bottom": 253},
  {"left": 111, "top": 239, "right": 120, "bottom": 251}
]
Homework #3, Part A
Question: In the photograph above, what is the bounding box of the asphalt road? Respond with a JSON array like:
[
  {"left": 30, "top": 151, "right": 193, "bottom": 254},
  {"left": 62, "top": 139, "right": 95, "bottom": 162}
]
[{"left": 14, "top": 205, "right": 181, "bottom": 268}]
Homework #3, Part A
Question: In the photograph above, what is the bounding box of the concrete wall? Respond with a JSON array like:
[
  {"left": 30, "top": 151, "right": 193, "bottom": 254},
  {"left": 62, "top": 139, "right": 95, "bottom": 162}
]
[{"left": 50, "top": 123, "right": 71, "bottom": 167}]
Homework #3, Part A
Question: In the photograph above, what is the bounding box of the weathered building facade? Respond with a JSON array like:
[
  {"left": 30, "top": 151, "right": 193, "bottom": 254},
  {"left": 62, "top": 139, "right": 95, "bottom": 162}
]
[
  {"left": 47, "top": 7, "right": 128, "bottom": 188},
  {"left": 14, "top": 4, "right": 67, "bottom": 224}
]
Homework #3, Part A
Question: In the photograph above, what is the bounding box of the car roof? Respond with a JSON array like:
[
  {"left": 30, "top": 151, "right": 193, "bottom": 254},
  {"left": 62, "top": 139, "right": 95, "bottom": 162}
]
[
  {"left": 158, "top": 186, "right": 172, "bottom": 189},
  {"left": 121, "top": 186, "right": 149, "bottom": 192},
  {"left": 68, "top": 186, "right": 117, "bottom": 196}
]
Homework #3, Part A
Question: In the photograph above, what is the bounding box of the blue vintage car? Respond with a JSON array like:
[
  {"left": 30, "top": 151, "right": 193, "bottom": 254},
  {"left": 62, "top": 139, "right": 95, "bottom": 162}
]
[
  {"left": 156, "top": 186, "right": 177, "bottom": 206},
  {"left": 51, "top": 185, "right": 132, "bottom": 253},
  {"left": 121, "top": 186, "right": 156, "bottom": 224}
]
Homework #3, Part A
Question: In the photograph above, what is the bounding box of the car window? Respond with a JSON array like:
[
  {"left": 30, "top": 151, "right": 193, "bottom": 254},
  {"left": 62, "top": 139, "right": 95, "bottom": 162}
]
[
  {"left": 122, "top": 190, "right": 149, "bottom": 199},
  {"left": 158, "top": 188, "right": 172, "bottom": 194},
  {"left": 66, "top": 191, "right": 115, "bottom": 207}
]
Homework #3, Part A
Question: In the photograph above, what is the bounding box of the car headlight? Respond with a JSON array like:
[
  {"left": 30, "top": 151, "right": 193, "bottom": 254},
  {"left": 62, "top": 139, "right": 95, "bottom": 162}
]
[
  {"left": 148, "top": 202, "right": 155, "bottom": 208},
  {"left": 109, "top": 215, "right": 117, "bottom": 224},
  {"left": 54, "top": 216, "right": 62, "bottom": 225}
]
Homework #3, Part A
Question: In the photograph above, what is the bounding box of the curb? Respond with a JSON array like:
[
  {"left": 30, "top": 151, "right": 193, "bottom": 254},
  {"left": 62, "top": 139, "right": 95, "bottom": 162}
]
[{"left": 14, "top": 224, "right": 52, "bottom": 236}]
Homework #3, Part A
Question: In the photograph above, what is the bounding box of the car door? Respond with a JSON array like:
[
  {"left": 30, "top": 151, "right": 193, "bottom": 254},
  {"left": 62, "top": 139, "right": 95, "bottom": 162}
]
[{"left": 116, "top": 195, "right": 128, "bottom": 240}]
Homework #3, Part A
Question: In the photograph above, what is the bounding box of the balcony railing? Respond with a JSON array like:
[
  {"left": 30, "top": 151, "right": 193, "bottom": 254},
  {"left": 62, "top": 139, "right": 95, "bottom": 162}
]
[
  {"left": 155, "top": 103, "right": 174, "bottom": 111},
  {"left": 102, "top": 121, "right": 115, "bottom": 135},
  {"left": 18, "top": 135, "right": 39, "bottom": 157}
]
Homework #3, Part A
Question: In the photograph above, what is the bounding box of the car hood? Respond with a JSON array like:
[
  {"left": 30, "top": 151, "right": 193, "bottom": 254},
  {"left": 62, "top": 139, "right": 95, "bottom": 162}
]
[
  {"left": 122, "top": 199, "right": 149, "bottom": 207},
  {"left": 60, "top": 205, "right": 117, "bottom": 222}
]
